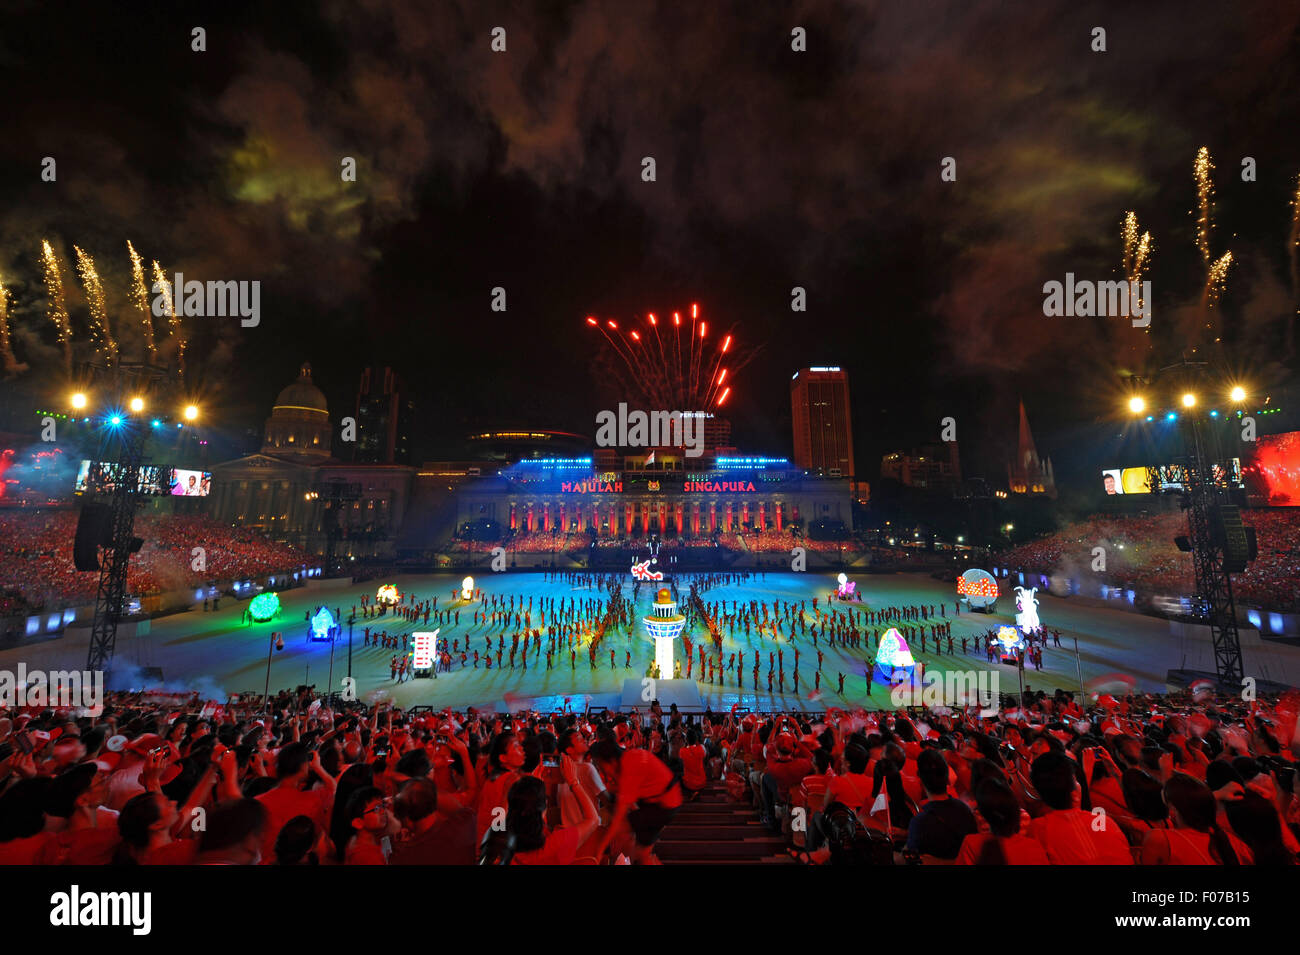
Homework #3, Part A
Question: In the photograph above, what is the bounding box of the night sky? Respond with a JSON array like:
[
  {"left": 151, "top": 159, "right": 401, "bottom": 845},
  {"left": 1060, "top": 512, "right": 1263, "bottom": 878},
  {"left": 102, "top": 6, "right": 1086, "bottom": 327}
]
[{"left": 3, "top": 1, "right": 1300, "bottom": 490}]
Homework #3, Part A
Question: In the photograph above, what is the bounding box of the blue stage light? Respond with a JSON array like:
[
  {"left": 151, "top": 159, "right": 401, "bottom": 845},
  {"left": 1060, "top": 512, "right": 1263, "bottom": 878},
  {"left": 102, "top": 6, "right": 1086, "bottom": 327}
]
[
  {"left": 109, "top": 415, "right": 122, "bottom": 427},
  {"left": 1165, "top": 412, "right": 1177, "bottom": 422}
]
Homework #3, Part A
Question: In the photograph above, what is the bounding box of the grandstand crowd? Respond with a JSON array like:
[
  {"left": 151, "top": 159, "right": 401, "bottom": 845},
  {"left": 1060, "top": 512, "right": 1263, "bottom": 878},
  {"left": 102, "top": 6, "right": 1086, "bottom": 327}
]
[
  {"left": 999, "top": 510, "right": 1300, "bottom": 612},
  {"left": 1, "top": 684, "right": 1296, "bottom": 865},
  {"left": 0, "top": 510, "right": 313, "bottom": 617}
]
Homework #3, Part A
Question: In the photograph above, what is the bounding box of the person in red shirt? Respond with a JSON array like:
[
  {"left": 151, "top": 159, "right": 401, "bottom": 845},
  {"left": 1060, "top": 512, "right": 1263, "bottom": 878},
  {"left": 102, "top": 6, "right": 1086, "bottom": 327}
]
[
  {"left": 476, "top": 731, "right": 525, "bottom": 845},
  {"left": 759, "top": 732, "right": 812, "bottom": 830},
  {"left": 589, "top": 740, "right": 683, "bottom": 864},
  {"left": 254, "top": 742, "right": 336, "bottom": 864},
  {"left": 679, "top": 728, "right": 708, "bottom": 797},
  {"left": 1027, "top": 751, "right": 1133, "bottom": 864},
  {"left": 38, "top": 763, "right": 121, "bottom": 866},
  {"left": 956, "top": 778, "right": 1050, "bottom": 864},
  {"left": 116, "top": 790, "right": 196, "bottom": 865},
  {"left": 1142, "top": 773, "right": 1249, "bottom": 864},
  {"left": 505, "top": 755, "right": 600, "bottom": 865},
  {"left": 341, "top": 787, "right": 396, "bottom": 864}
]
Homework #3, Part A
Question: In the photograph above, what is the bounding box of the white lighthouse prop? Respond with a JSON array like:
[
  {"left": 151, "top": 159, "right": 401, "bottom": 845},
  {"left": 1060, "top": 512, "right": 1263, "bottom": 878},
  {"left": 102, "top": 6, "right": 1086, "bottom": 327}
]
[{"left": 643, "top": 587, "right": 686, "bottom": 679}]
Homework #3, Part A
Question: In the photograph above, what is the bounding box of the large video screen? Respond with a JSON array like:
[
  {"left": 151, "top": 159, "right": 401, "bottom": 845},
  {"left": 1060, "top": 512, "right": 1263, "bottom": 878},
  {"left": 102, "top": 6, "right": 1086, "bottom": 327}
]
[
  {"left": 169, "top": 468, "right": 211, "bottom": 496},
  {"left": 1102, "top": 460, "right": 1241, "bottom": 495},
  {"left": 1243, "top": 431, "right": 1300, "bottom": 506},
  {"left": 75, "top": 460, "right": 169, "bottom": 495},
  {"left": 75, "top": 461, "right": 210, "bottom": 496}
]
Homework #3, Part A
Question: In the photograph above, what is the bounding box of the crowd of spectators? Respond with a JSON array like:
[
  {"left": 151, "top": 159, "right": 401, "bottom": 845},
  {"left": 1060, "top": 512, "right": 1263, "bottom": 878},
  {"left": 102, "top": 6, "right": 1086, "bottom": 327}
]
[
  {"left": 0, "top": 509, "right": 313, "bottom": 616},
  {"left": 2, "top": 683, "right": 1296, "bottom": 866},
  {"left": 1000, "top": 510, "right": 1300, "bottom": 612}
]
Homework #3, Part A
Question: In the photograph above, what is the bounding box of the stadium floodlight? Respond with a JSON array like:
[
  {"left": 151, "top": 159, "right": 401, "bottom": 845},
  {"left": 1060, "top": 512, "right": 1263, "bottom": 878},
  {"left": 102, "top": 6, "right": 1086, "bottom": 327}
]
[
  {"left": 129, "top": 396, "right": 145, "bottom": 413},
  {"left": 1181, "top": 393, "right": 1197, "bottom": 408},
  {"left": 183, "top": 404, "right": 199, "bottom": 421},
  {"left": 70, "top": 392, "right": 88, "bottom": 410},
  {"left": 1127, "top": 395, "right": 1145, "bottom": 415},
  {"left": 1229, "top": 386, "right": 1246, "bottom": 403}
]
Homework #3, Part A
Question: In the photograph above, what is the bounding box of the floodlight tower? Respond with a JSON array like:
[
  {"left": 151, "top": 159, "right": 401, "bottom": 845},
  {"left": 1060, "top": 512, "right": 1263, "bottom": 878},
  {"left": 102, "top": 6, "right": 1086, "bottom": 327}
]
[
  {"left": 69, "top": 360, "right": 200, "bottom": 672},
  {"left": 1126, "top": 362, "right": 1256, "bottom": 686}
]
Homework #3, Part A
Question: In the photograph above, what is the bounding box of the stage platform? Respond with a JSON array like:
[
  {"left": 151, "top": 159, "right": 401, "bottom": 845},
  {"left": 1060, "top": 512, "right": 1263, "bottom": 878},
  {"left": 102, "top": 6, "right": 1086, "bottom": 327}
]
[{"left": 619, "top": 678, "right": 705, "bottom": 713}]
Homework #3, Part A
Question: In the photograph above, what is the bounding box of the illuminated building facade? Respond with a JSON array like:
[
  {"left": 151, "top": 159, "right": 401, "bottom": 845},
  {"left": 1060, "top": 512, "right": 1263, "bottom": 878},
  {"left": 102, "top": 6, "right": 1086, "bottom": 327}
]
[{"left": 791, "top": 367, "right": 855, "bottom": 478}]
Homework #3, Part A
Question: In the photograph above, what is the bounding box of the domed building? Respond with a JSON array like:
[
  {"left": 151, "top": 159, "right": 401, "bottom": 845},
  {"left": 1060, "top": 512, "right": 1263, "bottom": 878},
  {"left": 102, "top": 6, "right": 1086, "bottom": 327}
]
[
  {"left": 262, "top": 362, "right": 331, "bottom": 459},
  {"left": 209, "top": 361, "right": 416, "bottom": 566}
]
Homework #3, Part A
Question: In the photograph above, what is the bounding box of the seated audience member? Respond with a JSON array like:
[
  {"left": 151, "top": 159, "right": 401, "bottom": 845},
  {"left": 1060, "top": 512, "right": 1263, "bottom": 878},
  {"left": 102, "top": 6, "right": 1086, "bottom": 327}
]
[
  {"left": 255, "top": 742, "right": 336, "bottom": 864},
  {"left": 0, "top": 778, "right": 53, "bottom": 864},
  {"left": 905, "top": 749, "right": 977, "bottom": 863},
  {"left": 341, "top": 787, "right": 396, "bottom": 865},
  {"left": 1224, "top": 790, "right": 1295, "bottom": 866},
  {"left": 273, "top": 815, "right": 321, "bottom": 865},
  {"left": 197, "top": 799, "right": 268, "bottom": 865},
  {"left": 1141, "top": 773, "right": 1244, "bottom": 865},
  {"left": 956, "top": 778, "right": 1050, "bottom": 865},
  {"left": 503, "top": 756, "right": 599, "bottom": 865},
  {"left": 390, "top": 777, "right": 477, "bottom": 865},
  {"left": 1028, "top": 752, "right": 1133, "bottom": 864}
]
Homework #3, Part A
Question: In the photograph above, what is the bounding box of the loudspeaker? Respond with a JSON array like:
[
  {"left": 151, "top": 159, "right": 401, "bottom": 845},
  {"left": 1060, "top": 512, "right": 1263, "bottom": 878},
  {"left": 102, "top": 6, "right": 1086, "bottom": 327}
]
[
  {"left": 73, "top": 503, "right": 112, "bottom": 571},
  {"left": 1213, "top": 504, "right": 1255, "bottom": 573}
]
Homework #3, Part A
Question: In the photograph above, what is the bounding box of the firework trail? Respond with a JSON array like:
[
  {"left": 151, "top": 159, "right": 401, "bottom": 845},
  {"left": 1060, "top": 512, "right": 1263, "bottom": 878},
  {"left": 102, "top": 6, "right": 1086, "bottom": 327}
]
[
  {"left": 1203, "top": 252, "right": 1233, "bottom": 308},
  {"left": 1194, "top": 147, "right": 1214, "bottom": 270},
  {"left": 1191, "top": 149, "right": 1231, "bottom": 338},
  {"left": 0, "top": 278, "right": 30, "bottom": 376},
  {"left": 1121, "top": 212, "right": 1153, "bottom": 324},
  {"left": 41, "top": 240, "right": 72, "bottom": 376},
  {"left": 585, "top": 303, "right": 756, "bottom": 411},
  {"left": 74, "top": 246, "right": 117, "bottom": 364},
  {"left": 152, "top": 260, "right": 185, "bottom": 377},
  {"left": 128, "top": 241, "right": 156, "bottom": 362}
]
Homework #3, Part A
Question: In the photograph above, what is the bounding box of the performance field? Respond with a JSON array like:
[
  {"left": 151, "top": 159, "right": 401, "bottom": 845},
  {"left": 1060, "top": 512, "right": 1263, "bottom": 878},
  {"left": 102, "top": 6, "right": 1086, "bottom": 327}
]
[{"left": 8, "top": 571, "right": 1300, "bottom": 712}]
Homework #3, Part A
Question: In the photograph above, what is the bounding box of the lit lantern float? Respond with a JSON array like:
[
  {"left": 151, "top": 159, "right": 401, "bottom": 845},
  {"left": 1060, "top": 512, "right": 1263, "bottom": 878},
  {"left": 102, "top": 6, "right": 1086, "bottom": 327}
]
[
  {"left": 310, "top": 606, "right": 335, "bottom": 642},
  {"left": 461, "top": 576, "right": 475, "bottom": 601},
  {"left": 249, "top": 592, "right": 281, "bottom": 622},
  {"left": 375, "top": 585, "right": 401, "bottom": 606},
  {"left": 958, "top": 569, "right": 999, "bottom": 613}
]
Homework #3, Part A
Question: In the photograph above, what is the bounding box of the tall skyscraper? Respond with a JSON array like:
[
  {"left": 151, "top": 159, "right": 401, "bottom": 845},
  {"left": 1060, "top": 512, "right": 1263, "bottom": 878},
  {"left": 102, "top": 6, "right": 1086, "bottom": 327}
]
[
  {"left": 790, "top": 367, "right": 855, "bottom": 477},
  {"left": 354, "top": 366, "right": 413, "bottom": 464}
]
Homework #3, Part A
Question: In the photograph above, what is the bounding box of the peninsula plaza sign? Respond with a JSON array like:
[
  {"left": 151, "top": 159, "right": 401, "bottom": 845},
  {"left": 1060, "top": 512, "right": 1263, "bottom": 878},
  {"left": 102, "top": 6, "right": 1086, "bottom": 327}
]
[{"left": 558, "top": 479, "right": 759, "bottom": 494}]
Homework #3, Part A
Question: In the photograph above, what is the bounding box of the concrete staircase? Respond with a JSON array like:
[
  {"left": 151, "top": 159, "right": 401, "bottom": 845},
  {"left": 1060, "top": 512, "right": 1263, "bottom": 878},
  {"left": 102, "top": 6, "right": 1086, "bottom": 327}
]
[{"left": 656, "top": 780, "right": 795, "bottom": 865}]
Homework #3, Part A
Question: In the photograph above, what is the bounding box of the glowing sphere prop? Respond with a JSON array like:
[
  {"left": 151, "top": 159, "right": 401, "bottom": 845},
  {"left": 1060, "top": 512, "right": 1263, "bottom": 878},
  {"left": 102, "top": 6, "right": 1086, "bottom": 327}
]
[
  {"left": 958, "top": 569, "right": 998, "bottom": 609},
  {"left": 249, "top": 592, "right": 281, "bottom": 622},
  {"left": 461, "top": 576, "right": 475, "bottom": 600},
  {"left": 375, "top": 584, "right": 400, "bottom": 606}
]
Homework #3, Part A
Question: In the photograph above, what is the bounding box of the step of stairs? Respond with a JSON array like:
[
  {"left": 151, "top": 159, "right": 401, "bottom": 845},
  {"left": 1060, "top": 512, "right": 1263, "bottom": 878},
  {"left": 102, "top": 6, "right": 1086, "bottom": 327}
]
[{"left": 657, "top": 781, "right": 795, "bottom": 865}]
